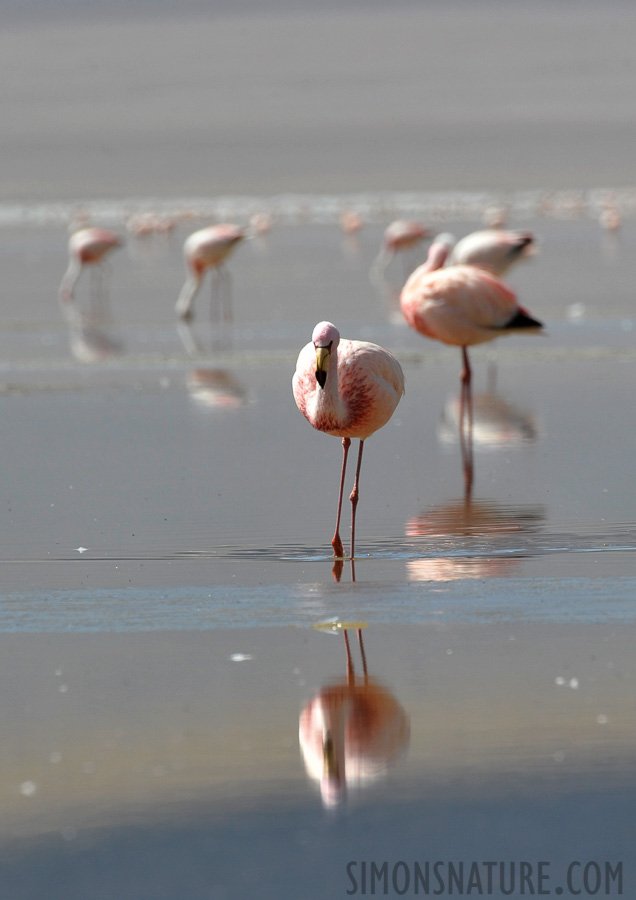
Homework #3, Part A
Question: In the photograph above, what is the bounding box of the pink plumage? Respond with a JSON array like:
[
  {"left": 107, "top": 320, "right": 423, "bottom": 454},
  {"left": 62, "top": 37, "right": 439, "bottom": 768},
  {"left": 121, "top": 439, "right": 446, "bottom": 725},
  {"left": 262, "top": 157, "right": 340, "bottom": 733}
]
[
  {"left": 299, "top": 630, "right": 410, "bottom": 808},
  {"left": 59, "top": 227, "right": 124, "bottom": 303},
  {"left": 400, "top": 241, "right": 543, "bottom": 360},
  {"left": 176, "top": 224, "right": 245, "bottom": 321},
  {"left": 448, "top": 228, "right": 535, "bottom": 276},
  {"left": 293, "top": 321, "right": 404, "bottom": 561}
]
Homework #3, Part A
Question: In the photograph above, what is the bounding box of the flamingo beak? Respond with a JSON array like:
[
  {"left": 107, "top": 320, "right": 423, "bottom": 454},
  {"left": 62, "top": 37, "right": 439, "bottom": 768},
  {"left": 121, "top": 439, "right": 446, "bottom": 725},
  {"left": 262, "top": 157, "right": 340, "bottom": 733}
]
[{"left": 315, "top": 346, "right": 330, "bottom": 389}]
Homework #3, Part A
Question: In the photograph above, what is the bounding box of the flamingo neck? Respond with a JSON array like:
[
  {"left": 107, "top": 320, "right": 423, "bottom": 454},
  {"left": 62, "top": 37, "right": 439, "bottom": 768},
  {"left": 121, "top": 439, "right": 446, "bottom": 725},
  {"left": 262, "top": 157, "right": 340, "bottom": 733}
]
[
  {"left": 316, "top": 344, "right": 345, "bottom": 418},
  {"left": 423, "top": 241, "right": 449, "bottom": 272}
]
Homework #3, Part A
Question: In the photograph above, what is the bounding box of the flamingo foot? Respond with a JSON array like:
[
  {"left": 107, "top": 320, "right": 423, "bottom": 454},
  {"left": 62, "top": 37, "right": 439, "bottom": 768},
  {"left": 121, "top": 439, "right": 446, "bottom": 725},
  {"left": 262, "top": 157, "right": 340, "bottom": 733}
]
[{"left": 331, "top": 533, "right": 345, "bottom": 558}]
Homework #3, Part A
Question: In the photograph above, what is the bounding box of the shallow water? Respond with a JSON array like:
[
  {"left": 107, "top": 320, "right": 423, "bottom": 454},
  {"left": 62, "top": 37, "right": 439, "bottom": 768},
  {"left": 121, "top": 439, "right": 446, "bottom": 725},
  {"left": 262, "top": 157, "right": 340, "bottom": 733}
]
[
  {"left": 2, "top": 0, "right": 636, "bottom": 893},
  {"left": 1, "top": 212, "right": 635, "bottom": 895}
]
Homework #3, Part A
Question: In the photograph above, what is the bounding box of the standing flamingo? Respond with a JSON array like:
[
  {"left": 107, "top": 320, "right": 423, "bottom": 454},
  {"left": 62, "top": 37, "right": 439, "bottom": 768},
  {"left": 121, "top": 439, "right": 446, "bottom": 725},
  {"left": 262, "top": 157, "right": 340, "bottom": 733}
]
[
  {"left": 299, "top": 628, "right": 410, "bottom": 808},
  {"left": 293, "top": 322, "right": 404, "bottom": 564},
  {"left": 370, "top": 219, "right": 430, "bottom": 281},
  {"left": 400, "top": 240, "right": 543, "bottom": 491},
  {"left": 175, "top": 224, "right": 245, "bottom": 321},
  {"left": 59, "top": 227, "right": 124, "bottom": 304},
  {"left": 444, "top": 228, "right": 535, "bottom": 276},
  {"left": 400, "top": 239, "right": 543, "bottom": 386}
]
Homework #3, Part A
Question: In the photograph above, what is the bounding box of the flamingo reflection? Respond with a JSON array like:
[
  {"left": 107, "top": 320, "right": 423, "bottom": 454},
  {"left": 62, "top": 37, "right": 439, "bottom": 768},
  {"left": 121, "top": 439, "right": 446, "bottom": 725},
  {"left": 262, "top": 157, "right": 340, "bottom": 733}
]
[
  {"left": 439, "top": 366, "right": 540, "bottom": 494},
  {"left": 177, "top": 321, "right": 248, "bottom": 410},
  {"left": 299, "top": 627, "right": 410, "bottom": 808},
  {"left": 405, "top": 497, "right": 544, "bottom": 581}
]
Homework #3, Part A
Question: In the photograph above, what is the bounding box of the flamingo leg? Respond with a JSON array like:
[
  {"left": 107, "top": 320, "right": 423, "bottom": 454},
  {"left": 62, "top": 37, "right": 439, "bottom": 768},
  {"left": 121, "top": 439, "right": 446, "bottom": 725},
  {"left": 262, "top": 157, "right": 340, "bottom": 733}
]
[
  {"left": 349, "top": 440, "right": 365, "bottom": 560},
  {"left": 332, "top": 437, "right": 351, "bottom": 558}
]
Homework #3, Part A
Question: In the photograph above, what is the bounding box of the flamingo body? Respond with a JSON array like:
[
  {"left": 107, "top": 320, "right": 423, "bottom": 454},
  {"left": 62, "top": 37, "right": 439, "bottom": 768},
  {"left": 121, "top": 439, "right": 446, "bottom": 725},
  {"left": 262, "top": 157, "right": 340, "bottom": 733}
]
[
  {"left": 176, "top": 224, "right": 244, "bottom": 320},
  {"left": 293, "top": 322, "right": 404, "bottom": 440},
  {"left": 371, "top": 219, "right": 430, "bottom": 279},
  {"left": 293, "top": 322, "right": 404, "bottom": 560},
  {"left": 448, "top": 228, "right": 535, "bottom": 276},
  {"left": 299, "top": 629, "right": 409, "bottom": 807},
  {"left": 59, "top": 227, "right": 123, "bottom": 302},
  {"left": 299, "top": 680, "right": 409, "bottom": 807},
  {"left": 400, "top": 243, "right": 543, "bottom": 351}
]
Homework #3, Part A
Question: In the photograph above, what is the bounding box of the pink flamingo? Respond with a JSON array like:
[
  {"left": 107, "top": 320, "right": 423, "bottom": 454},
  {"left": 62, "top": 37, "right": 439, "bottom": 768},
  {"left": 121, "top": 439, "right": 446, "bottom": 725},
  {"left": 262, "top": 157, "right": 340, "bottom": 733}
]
[
  {"left": 299, "top": 628, "right": 410, "bottom": 807},
  {"left": 445, "top": 228, "right": 535, "bottom": 276},
  {"left": 293, "top": 322, "right": 404, "bottom": 563},
  {"left": 400, "top": 240, "right": 543, "bottom": 491},
  {"left": 370, "top": 219, "right": 430, "bottom": 280},
  {"left": 400, "top": 239, "right": 543, "bottom": 386},
  {"left": 59, "top": 227, "right": 124, "bottom": 304},
  {"left": 175, "top": 224, "right": 245, "bottom": 321}
]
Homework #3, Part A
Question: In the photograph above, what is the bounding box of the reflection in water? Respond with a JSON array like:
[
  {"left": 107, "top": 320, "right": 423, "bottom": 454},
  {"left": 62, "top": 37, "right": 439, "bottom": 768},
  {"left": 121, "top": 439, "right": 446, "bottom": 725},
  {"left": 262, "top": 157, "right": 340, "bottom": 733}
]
[
  {"left": 440, "top": 366, "right": 540, "bottom": 497},
  {"left": 408, "top": 368, "right": 544, "bottom": 579},
  {"left": 59, "top": 243, "right": 125, "bottom": 363},
  {"left": 177, "top": 322, "right": 248, "bottom": 410},
  {"left": 67, "top": 321, "right": 124, "bottom": 363},
  {"left": 438, "top": 378, "right": 539, "bottom": 449},
  {"left": 187, "top": 369, "right": 248, "bottom": 410},
  {"left": 405, "top": 497, "right": 545, "bottom": 581},
  {"left": 299, "top": 627, "right": 410, "bottom": 808}
]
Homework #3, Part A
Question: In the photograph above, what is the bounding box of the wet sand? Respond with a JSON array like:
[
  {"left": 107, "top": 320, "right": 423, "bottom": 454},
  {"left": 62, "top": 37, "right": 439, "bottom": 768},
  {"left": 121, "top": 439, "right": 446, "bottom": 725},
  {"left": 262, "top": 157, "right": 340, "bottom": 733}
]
[{"left": 1, "top": 1, "right": 636, "bottom": 897}]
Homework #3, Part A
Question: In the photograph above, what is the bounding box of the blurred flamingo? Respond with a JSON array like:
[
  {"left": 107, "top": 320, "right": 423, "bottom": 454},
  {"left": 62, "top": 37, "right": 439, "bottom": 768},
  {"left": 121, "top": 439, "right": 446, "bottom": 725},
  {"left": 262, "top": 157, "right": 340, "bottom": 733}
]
[
  {"left": 442, "top": 228, "right": 535, "bottom": 276},
  {"left": 370, "top": 219, "right": 430, "bottom": 281},
  {"left": 175, "top": 224, "right": 245, "bottom": 321},
  {"left": 400, "top": 240, "right": 543, "bottom": 492},
  {"left": 59, "top": 227, "right": 124, "bottom": 305},
  {"left": 299, "top": 628, "right": 410, "bottom": 808},
  {"left": 293, "top": 322, "right": 404, "bottom": 568},
  {"left": 400, "top": 239, "right": 543, "bottom": 387}
]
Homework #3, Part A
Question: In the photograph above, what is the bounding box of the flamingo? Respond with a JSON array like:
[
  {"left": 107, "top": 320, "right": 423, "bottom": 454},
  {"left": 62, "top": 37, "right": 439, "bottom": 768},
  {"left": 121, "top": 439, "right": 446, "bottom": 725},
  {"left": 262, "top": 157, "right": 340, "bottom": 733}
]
[
  {"left": 370, "top": 219, "right": 430, "bottom": 280},
  {"left": 175, "top": 224, "right": 245, "bottom": 321},
  {"left": 443, "top": 228, "right": 535, "bottom": 276},
  {"left": 299, "top": 628, "right": 410, "bottom": 808},
  {"left": 292, "top": 321, "right": 404, "bottom": 564},
  {"left": 59, "top": 227, "right": 124, "bottom": 304},
  {"left": 400, "top": 239, "right": 543, "bottom": 385},
  {"left": 400, "top": 240, "right": 543, "bottom": 492}
]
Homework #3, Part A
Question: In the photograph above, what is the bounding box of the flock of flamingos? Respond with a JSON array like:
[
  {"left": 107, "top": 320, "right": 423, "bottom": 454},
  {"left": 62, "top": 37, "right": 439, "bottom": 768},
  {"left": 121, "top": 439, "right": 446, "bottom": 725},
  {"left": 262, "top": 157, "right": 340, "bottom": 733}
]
[{"left": 58, "top": 215, "right": 545, "bottom": 573}]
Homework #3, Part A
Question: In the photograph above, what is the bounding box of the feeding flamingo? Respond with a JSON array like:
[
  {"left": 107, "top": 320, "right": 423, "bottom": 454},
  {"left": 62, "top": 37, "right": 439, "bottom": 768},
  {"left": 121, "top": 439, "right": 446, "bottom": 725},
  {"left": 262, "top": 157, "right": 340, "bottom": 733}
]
[
  {"left": 400, "top": 240, "right": 543, "bottom": 491},
  {"left": 443, "top": 228, "right": 536, "bottom": 276},
  {"left": 293, "top": 322, "right": 404, "bottom": 564},
  {"left": 299, "top": 627, "right": 410, "bottom": 808},
  {"left": 370, "top": 219, "right": 430, "bottom": 280},
  {"left": 175, "top": 224, "right": 245, "bottom": 321},
  {"left": 59, "top": 227, "right": 124, "bottom": 305}
]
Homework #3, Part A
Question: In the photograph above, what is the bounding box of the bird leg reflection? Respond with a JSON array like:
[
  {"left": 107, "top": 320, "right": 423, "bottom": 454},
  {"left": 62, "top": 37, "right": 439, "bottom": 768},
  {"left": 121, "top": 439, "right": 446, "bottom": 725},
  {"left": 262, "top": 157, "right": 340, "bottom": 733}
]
[
  {"left": 211, "top": 266, "right": 233, "bottom": 325},
  {"left": 459, "top": 347, "right": 475, "bottom": 498},
  {"left": 343, "top": 628, "right": 368, "bottom": 684}
]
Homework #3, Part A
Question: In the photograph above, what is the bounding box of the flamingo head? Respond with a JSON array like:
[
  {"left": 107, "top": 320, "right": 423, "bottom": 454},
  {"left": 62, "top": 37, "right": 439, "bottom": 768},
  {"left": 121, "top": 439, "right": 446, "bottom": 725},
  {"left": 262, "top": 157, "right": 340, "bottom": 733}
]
[{"left": 312, "top": 321, "right": 340, "bottom": 389}]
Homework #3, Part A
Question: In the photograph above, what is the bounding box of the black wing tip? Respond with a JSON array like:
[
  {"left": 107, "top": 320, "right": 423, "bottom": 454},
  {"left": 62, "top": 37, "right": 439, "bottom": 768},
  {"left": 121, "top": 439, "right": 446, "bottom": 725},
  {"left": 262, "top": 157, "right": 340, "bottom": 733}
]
[{"left": 506, "top": 309, "right": 544, "bottom": 330}]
